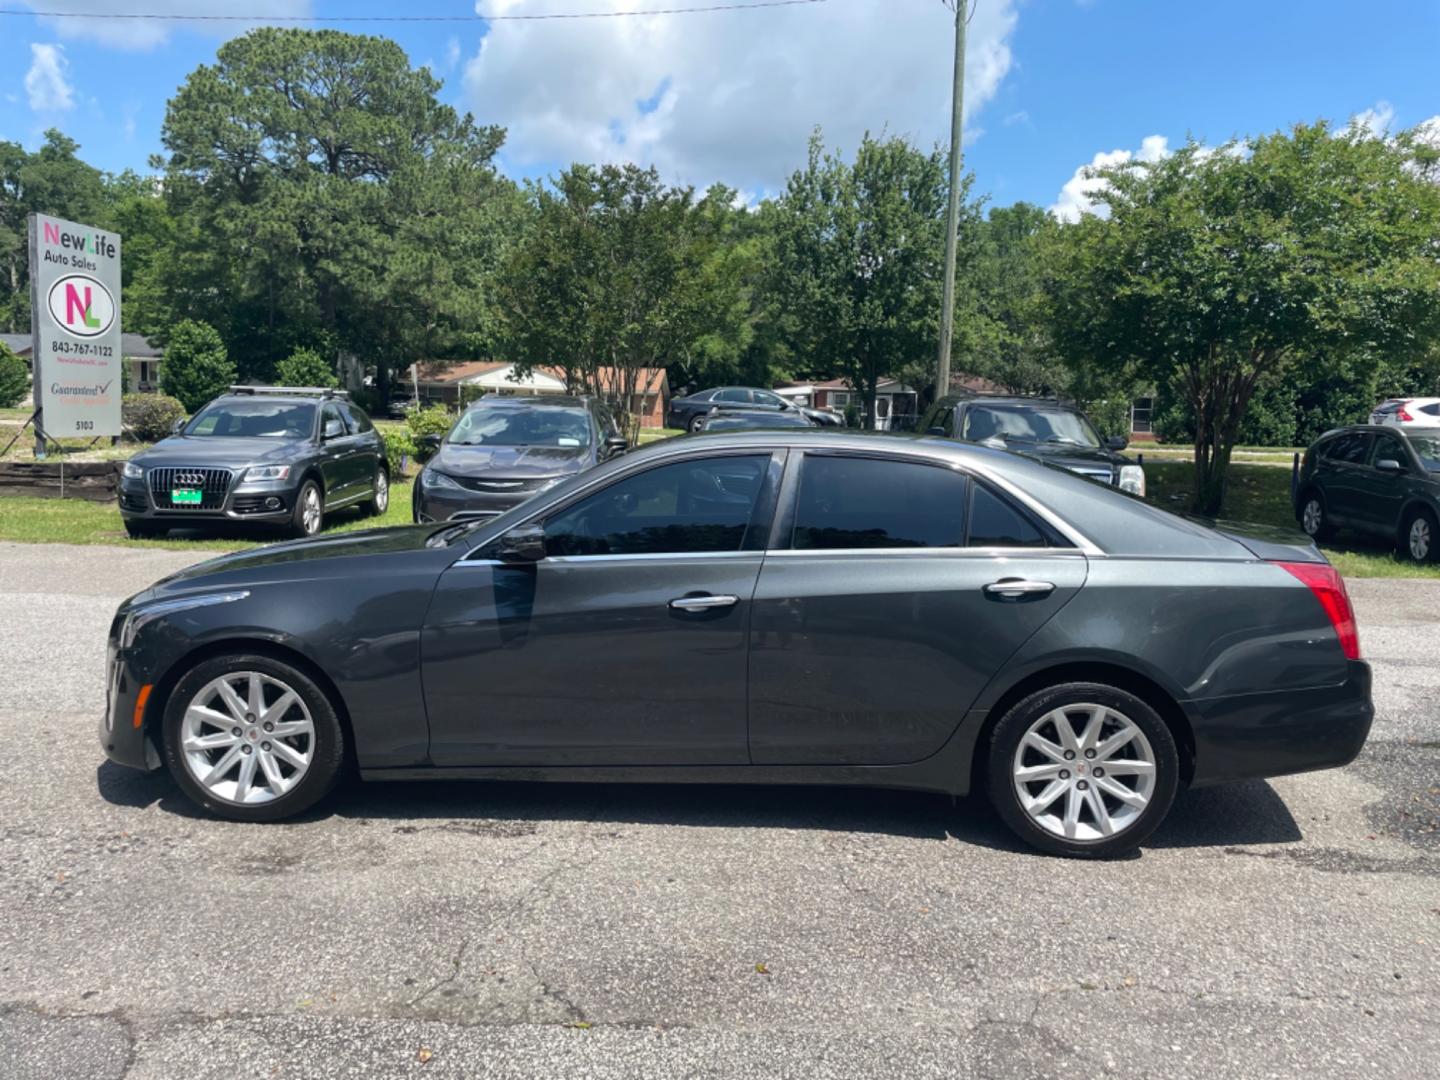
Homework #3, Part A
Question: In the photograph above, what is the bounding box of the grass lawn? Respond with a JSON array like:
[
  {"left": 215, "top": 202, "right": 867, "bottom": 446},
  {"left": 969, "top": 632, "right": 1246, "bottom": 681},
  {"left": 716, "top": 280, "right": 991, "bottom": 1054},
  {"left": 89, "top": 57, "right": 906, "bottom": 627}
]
[
  {"left": 0, "top": 479, "right": 415, "bottom": 552},
  {"left": 1143, "top": 459, "right": 1440, "bottom": 579}
]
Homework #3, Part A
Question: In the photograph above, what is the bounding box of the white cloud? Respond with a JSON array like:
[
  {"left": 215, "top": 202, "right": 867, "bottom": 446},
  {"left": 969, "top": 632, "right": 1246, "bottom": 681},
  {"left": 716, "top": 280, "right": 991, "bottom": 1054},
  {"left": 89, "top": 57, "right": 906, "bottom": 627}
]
[
  {"left": 445, "top": 35, "right": 462, "bottom": 71},
  {"left": 1002, "top": 109, "right": 1029, "bottom": 127},
  {"left": 464, "top": 0, "right": 1020, "bottom": 194},
  {"left": 1349, "top": 100, "right": 1396, "bottom": 138},
  {"left": 1050, "top": 134, "right": 1169, "bottom": 222},
  {"left": 17, "top": 1, "right": 313, "bottom": 51},
  {"left": 24, "top": 43, "right": 75, "bottom": 112}
]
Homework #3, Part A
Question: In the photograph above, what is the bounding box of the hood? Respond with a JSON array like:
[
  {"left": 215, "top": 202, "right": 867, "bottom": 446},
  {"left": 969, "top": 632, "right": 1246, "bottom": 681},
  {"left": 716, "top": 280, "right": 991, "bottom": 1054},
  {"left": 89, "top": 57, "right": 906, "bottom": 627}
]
[
  {"left": 997, "top": 441, "right": 1123, "bottom": 469},
  {"left": 430, "top": 443, "right": 589, "bottom": 479},
  {"left": 1183, "top": 516, "right": 1327, "bottom": 564},
  {"left": 149, "top": 525, "right": 445, "bottom": 593},
  {"left": 134, "top": 435, "right": 311, "bottom": 468}
]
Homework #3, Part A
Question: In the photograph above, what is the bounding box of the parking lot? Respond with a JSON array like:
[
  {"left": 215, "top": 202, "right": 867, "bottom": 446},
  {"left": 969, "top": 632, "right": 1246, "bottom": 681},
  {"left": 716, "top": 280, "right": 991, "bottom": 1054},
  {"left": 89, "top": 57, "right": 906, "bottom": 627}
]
[{"left": 0, "top": 540, "right": 1436, "bottom": 1079}]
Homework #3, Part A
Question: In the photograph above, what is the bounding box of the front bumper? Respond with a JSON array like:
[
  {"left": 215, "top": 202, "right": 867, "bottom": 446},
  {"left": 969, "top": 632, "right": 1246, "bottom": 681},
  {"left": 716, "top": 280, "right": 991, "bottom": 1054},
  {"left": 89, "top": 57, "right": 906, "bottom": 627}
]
[
  {"left": 413, "top": 479, "right": 554, "bottom": 524},
  {"left": 1188, "top": 659, "right": 1374, "bottom": 787},
  {"left": 118, "top": 473, "right": 297, "bottom": 524},
  {"left": 101, "top": 633, "right": 161, "bottom": 771}
]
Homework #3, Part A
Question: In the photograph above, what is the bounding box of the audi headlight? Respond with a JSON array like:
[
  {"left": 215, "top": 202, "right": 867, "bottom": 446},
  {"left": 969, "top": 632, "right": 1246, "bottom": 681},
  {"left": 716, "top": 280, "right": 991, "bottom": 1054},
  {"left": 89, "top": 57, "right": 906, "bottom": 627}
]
[
  {"left": 1119, "top": 464, "right": 1146, "bottom": 497},
  {"left": 244, "top": 465, "right": 292, "bottom": 482},
  {"left": 423, "top": 468, "right": 462, "bottom": 490},
  {"left": 121, "top": 461, "right": 144, "bottom": 480}
]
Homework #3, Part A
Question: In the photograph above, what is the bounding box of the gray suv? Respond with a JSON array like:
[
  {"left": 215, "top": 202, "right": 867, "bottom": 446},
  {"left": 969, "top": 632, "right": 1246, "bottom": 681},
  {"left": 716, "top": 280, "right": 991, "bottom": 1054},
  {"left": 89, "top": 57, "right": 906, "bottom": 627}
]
[{"left": 118, "top": 386, "right": 388, "bottom": 539}]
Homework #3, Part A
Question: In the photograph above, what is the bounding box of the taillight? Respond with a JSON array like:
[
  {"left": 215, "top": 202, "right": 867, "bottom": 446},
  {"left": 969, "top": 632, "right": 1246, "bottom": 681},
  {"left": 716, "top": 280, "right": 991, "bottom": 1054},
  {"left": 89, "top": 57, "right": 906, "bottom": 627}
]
[
  {"left": 1397, "top": 401, "right": 1414, "bottom": 422},
  {"left": 1275, "top": 561, "right": 1361, "bottom": 660}
]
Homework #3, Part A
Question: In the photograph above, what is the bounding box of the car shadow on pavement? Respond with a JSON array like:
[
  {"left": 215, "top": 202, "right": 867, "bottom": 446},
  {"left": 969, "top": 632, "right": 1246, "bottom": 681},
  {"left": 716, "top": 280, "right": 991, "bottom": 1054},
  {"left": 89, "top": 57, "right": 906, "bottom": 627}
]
[{"left": 98, "top": 763, "right": 1301, "bottom": 854}]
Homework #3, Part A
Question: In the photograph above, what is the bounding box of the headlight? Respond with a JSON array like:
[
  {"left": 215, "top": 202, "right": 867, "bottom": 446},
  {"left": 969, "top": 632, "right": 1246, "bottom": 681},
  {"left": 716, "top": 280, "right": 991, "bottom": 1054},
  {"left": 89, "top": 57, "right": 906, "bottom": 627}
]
[
  {"left": 244, "top": 465, "right": 292, "bottom": 482},
  {"left": 1118, "top": 464, "right": 1145, "bottom": 496},
  {"left": 121, "top": 461, "right": 144, "bottom": 480},
  {"left": 423, "top": 468, "right": 461, "bottom": 490},
  {"left": 120, "top": 591, "right": 250, "bottom": 649}
]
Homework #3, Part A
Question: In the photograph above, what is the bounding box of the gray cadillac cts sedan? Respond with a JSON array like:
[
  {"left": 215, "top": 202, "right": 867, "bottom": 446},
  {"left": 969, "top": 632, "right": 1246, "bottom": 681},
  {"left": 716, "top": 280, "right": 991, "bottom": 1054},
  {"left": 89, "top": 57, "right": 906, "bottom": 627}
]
[{"left": 101, "top": 431, "right": 1371, "bottom": 858}]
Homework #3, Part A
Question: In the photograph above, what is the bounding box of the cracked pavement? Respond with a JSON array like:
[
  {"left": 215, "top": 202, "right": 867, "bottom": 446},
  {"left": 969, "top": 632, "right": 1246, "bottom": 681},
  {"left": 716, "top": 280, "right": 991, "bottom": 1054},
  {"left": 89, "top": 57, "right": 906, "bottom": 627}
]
[{"left": 1, "top": 542, "right": 1437, "bottom": 1078}]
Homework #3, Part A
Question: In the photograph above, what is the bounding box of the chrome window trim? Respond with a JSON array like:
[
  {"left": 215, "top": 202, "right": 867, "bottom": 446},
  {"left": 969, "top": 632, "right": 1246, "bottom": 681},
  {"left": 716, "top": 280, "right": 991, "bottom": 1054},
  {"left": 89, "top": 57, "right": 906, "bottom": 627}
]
[
  {"left": 453, "top": 551, "right": 762, "bottom": 568},
  {"left": 762, "top": 546, "right": 1085, "bottom": 559}
]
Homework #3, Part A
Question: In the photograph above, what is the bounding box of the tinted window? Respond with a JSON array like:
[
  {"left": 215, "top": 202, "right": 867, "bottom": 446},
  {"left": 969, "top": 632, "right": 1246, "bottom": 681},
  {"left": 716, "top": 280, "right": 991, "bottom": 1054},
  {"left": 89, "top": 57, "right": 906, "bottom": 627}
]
[
  {"left": 185, "top": 400, "right": 316, "bottom": 438},
  {"left": 448, "top": 405, "right": 591, "bottom": 448},
  {"left": 1407, "top": 434, "right": 1440, "bottom": 471},
  {"left": 968, "top": 483, "right": 1049, "bottom": 548},
  {"left": 545, "top": 455, "right": 769, "bottom": 557},
  {"left": 1421, "top": 404, "right": 1440, "bottom": 417},
  {"left": 344, "top": 403, "right": 373, "bottom": 433},
  {"left": 1371, "top": 436, "right": 1406, "bottom": 466},
  {"left": 961, "top": 405, "right": 1101, "bottom": 448},
  {"left": 1322, "top": 432, "right": 1372, "bottom": 464},
  {"left": 321, "top": 403, "right": 346, "bottom": 436},
  {"left": 715, "top": 389, "right": 752, "bottom": 404},
  {"left": 792, "top": 456, "right": 967, "bottom": 550},
  {"left": 753, "top": 390, "right": 786, "bottom": 408}
]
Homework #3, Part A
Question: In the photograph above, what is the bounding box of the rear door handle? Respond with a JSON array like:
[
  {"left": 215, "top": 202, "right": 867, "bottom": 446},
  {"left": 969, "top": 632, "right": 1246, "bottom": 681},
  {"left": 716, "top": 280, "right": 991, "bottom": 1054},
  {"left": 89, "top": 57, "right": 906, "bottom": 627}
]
[
  {"left": 983, "top": 579, "right": 1055, "bottom": 600},
  {"left": 669, "top": 594, "right": 739, "bottom": 612}
]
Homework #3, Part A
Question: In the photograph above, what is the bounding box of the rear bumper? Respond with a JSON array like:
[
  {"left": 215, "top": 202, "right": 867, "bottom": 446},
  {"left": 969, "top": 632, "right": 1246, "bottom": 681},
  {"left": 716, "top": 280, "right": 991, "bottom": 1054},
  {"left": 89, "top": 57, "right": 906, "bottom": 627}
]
[{"left": 1188, "top": 660, "right": 1373, "bottom": 787}]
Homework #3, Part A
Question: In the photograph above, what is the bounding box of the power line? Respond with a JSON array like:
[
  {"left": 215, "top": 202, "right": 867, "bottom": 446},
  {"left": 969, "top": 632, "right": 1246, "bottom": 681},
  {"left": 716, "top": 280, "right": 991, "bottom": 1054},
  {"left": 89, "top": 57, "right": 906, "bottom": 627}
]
[{"left": 0, "top": 0, "right": 831, "bottom": 23}]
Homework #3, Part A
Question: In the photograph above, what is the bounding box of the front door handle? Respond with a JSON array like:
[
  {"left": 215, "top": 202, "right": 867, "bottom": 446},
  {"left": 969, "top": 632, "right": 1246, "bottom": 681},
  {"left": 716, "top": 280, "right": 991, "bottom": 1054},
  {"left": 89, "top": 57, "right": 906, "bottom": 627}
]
[
  {"left": 983, "top": 579, "right": 1055, "bottom": 600},
  {"left": 669, "top": 594, "right": 739, "bottom": 612}
]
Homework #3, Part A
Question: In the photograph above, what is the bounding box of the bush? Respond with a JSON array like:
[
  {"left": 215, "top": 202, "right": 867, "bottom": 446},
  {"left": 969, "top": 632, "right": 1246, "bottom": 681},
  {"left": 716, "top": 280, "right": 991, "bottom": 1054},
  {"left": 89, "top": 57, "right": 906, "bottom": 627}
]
[
  {"left": 0, "top": 343, "right": 28, "bottom": 408},
  {"left": 406, "top": 404, "right": 453, "bottom": 439},
  {"left": 274, "top": 347, "right": 337, "bottom": 389},
  {"left": 122, "top": 393, "right": 187, "bottom": 442},
  {"left": 381, "top": 427, "right": 416, "bottom": 477},
  {"left": 162, "top": 320, "right": 235, "bottom": 413}
]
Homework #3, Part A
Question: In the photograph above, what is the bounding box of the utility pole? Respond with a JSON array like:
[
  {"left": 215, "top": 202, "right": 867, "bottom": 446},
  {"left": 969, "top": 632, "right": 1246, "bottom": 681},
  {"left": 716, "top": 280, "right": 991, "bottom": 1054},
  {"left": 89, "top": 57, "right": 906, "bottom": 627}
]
[{"left": 936, "top": 0, "right": 968, "bottom": 400}]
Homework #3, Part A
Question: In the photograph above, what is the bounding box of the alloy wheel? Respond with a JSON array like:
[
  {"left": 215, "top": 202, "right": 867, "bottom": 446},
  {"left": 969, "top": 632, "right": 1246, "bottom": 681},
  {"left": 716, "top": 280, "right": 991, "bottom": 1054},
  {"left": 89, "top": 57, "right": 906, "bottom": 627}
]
[
  {"left": 302, "top": 486, "right": 322, "bottom": 534},
  {"left": 1011, "top": 703, "right": 1157, "bottom": 842},
  {"left": 1410, "top": 515, "right": 1431, "bottom": 561},
  {"left": 375, "top": 470, "right": 390, "bottom": 514},
  {"left": 180, "top": 671, "right": 315, "bottom": 805},
  {"left": 1302, "top": 498, "right": 1323, "bottom": 536}
]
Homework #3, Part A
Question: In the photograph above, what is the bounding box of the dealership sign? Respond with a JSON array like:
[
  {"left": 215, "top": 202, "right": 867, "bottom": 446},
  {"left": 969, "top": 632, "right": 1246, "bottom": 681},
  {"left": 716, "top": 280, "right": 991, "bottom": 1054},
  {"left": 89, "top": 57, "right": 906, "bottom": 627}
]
[{"left": 29, "top": 213, "right": 123, "bottom": 438}]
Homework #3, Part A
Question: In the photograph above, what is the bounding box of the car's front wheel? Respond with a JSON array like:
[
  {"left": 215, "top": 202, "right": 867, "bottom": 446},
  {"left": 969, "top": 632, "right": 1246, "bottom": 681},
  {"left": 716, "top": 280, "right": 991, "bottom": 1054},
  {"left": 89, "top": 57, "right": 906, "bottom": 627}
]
[
  {"left": 290, "top": 479, "right": 324, "bottom": 538},
  {"left": 1402, "top": 507, "right": 1437, "bottom": 563},
  {"left": 986, "top": 683, "right": 1179, "bottom": 858},
  {"left": 161, "top": 653, "right": 346, "bottom": 822}
]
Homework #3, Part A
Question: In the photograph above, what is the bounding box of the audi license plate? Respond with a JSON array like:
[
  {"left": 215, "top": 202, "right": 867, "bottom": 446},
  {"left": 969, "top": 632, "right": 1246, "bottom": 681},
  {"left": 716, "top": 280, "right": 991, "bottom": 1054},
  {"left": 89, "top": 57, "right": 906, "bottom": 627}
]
[{"left": 171, "top": 488, "right": 203, "bottom": 506}]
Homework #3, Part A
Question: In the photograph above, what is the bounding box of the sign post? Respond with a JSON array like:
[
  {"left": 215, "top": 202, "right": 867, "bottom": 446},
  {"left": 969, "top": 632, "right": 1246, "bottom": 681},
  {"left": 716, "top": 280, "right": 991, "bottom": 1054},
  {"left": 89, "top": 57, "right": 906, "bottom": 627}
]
[{"left": 28, "top": 213, "right": 123, "bottom": 456}]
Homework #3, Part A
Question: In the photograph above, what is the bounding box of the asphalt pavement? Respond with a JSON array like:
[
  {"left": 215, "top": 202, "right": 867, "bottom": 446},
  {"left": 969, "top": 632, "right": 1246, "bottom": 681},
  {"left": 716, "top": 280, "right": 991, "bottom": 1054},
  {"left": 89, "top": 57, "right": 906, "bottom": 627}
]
[{"left": 0, "top": 541, "right": 1436, "bottom": 1079}]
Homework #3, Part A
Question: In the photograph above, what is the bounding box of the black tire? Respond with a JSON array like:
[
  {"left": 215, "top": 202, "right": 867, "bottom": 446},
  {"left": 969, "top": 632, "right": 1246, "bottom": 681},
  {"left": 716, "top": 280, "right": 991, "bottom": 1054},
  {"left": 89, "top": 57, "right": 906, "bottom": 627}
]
[
  {"left": 123, "top": 521, "right": 165, "bottom": 539},
  {"left": 1297, "top": 488, "right": 1334, "bottom": 542},
  {"left": 985, "top": 682, "right": 1179, "bottom": 859},
  {"left": 1401, "top": 506, "right": 1437, "bottom": 563},
  {"left": 363, "top": 464, "right": 390, "bottom": 517},
  {"left": 689, "top": 413, "right": 707, "bottom": 433},
  {"left": 161, "top": 652, "right": 346, "bottom": 823},
  {"left": 290, "top": 478, "right": 324, "bottom": 538}
]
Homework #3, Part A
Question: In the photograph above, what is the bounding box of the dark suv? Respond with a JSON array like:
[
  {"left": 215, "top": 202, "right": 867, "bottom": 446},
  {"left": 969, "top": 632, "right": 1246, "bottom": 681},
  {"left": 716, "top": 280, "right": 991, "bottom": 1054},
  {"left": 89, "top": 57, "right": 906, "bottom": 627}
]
[
  {"left": 919, "top": 395, "right": 1145, "bottom": 495},
  {"left": 1295, "top": 425, "right": 1440, "bottom": 561},
  {"left": 118, "top": 386, "right": 388, "bottom": 539},
  {"left": 413, "top": 395, "right": 628, "bottom": 524}
]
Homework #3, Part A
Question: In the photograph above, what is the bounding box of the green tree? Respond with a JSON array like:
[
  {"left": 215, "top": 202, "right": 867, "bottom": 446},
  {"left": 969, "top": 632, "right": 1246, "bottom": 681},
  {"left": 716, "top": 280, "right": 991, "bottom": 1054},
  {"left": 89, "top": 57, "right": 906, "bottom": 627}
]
[
  {"left": 162, "top": 319, "right": 235, "bottom": 412},
  {"left": 158, "top": 27, "right": 511, "bottom": 389},
  {"left": 1048, "top": 123, "right": 1440, "bottom": 514},
  {"left": 0, "top": 342, "right": 29, "bottom": 408},
  {"left": 275, "top": 347, "right": 337, "bottom": 388},
  {"left": 769, "top": 131, "right": 974, "bottom": 425}
]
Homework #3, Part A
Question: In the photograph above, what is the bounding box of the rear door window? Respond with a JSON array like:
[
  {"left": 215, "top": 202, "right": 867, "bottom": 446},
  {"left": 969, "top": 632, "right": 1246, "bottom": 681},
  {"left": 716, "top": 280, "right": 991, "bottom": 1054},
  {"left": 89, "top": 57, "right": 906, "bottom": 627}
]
[
  {"left": 791, "top": 456, "right": 967, "bottom": 549},
  {"left": 715, "top": 389, "right": 753, "bottom": 404},
  {"left": 1322, "top": 432, "right": 1372, "bottom": 464},
  {"left": 967, "top": 483, "right": 1051, "bottom": 548}
]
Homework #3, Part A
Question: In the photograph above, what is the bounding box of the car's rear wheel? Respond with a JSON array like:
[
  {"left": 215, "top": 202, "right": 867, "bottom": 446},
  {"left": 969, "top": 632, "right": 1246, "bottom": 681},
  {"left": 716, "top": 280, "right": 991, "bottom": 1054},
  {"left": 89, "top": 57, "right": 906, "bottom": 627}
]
[
  {"left": 689, "top": 413, "right": 707, "bottom": 433},
  {"left": 290, "top": 479, "right": 324, "bottom": 538},
  {"left": 161, "top": 653, "right": 345, "bottom": 823},
  {"left": 363, "top": 465, "right": 390, "bottom": 517},
  {"left": 986, "top": 683, "right": 1179, "bottom": 858},
  {"left": 1402, "top": 507, "right": 1437, "bottom": 563},
  {"left": 1298, "top": 490, "right": 1333, "bottom": 541}
]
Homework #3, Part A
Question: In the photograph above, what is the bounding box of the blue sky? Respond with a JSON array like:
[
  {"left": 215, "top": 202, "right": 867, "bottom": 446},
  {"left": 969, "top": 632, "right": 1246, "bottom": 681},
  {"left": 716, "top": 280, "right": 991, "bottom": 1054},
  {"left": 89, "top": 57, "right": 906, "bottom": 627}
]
[{"left": 2, "top": 0, "right": 1436, "bottom": 214}]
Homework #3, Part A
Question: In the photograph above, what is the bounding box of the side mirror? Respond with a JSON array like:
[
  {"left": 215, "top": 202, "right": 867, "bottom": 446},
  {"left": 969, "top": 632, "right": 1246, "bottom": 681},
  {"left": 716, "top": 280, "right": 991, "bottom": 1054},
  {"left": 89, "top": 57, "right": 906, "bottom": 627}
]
[
  {"left": 927, "top": 426, "right": 946, "bottom": 437},
  {"left": 171, "top": 418, "right": 187, "bottom": 435},
  {"left": 417, "top": 433, "right": 442, "bottom": 451},
  {"left": 604, "top": 435, "right": 628, "bottom": 456},
  {"left": 323, "top": 419, "right": 345, "bottom": 440},
  {"left": 1105, "top": 434, "right": 1130, "bottom": 452},
  {"left": 497, "top": 524, "right": 546, "bottom": 563},
  {"left": 1375, "top": 457, "right": 1405, "bottom": 474}
]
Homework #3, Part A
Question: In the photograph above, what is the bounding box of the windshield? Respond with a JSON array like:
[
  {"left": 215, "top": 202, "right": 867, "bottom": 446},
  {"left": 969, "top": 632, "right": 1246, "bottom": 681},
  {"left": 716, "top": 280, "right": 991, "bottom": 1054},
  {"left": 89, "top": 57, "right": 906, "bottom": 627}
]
[
  {"left": 184, "top": 400, "right": 315, "bottom": 438},
  {"left": 447, "top": 405, "right": 591, "bottom": 448},
  {"left": 962, "top": 405, "right": 1102, "bottom": 448},
  {"left": 1407, "top": 434, "right": 1440, "bottom": 470}
]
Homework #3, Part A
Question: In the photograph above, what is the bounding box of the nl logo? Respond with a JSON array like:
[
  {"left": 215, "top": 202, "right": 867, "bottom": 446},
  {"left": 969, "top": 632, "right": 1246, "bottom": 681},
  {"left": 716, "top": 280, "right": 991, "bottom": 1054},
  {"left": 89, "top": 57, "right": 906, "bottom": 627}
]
[{"left": 47, "top": 274, "right": 116, "bottom": 339}]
